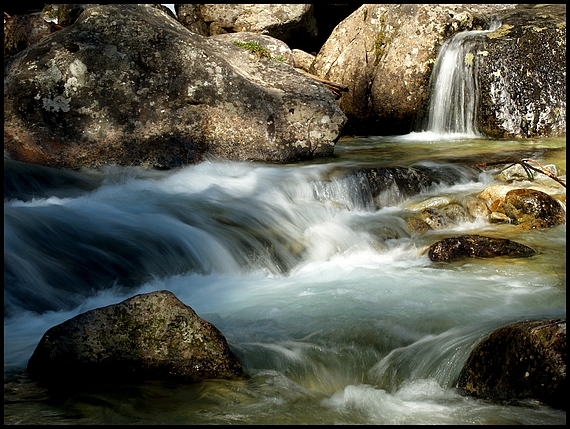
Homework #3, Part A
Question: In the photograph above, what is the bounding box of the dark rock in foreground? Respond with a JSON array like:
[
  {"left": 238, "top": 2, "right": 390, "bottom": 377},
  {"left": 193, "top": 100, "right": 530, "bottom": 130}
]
[
  {"left": 27, "top": 290, "right": 243, "bottom": 385},
  {"left": 456, "top": 319, "right": 566, "bottom": 410},
  {"left": 427, "top": 234, "right": 536, "bottom": 262}
]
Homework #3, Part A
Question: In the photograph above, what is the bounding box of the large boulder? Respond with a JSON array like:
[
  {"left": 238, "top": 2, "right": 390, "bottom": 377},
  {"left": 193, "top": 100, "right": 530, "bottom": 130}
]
[
  {"left": 211, "top": 32, "right": 295, "bottom": 67},
  {"left": 312, "top": 4, "right": 520, "bottom": 135},
  {"left": 177, "top": 4, "right": 318, "bottom": 49},
  {"left": 4, "top": 4, "right": 346, "bottom": 170},
  {"left": 27, "top": 290, "right": 243, "bottom": 385},
  {"left": 456, "top": 319, "right": 566, "bottom": 410},
  {"left": 477, "top": 4, "right": 566, "bottom": 138}
]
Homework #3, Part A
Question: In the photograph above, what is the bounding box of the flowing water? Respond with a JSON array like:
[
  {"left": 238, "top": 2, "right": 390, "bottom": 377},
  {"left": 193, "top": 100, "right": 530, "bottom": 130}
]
[
  {"left": 422, "top": 21, "right": 501, "bottom": 137},
  {"left": 3, "top": 133, "right": 566, "bottom": 425}
]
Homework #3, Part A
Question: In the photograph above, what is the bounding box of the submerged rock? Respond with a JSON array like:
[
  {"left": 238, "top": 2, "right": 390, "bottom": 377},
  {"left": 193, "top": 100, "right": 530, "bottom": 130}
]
[
  {"left": 27, "top": 290, "right": 243, "bottom": 385},
  {"left": 427, "top": 234, "right": 536, "bottom": 262},
  {"left": 456, "top": 319, "right": 566, "bottom": 410},
  {"left": 4, "top": 4, "right": 346, "bottom": 170}
]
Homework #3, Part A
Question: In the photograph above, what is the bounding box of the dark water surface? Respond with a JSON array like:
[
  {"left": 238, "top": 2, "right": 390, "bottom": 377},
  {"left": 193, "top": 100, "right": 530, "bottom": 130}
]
[{"left": 4, "top": 134, "right": 566, "bottom": 424}]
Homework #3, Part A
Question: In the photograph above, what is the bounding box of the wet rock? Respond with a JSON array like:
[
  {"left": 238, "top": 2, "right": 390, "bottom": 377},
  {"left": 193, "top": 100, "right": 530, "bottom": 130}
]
[
  {"left": 427, "top": 234, "right": 536, "bottom": 262},
  {"left": 456, "top": 319, "right": 566, "bottom": 410},
  {"left": 489, "top": 211, "right": 511, "bottom": 224},
  {"left": 478, "top": 184, "right": 566, "bottom": 228},
  {"left": 406, "top": 196, "right": 451, "bottom": 211},
  {"left": 496, "top": 163, "right": 560, "bottom": 184},
  {"left": 477, "top": 4, "right": 566, "bottom": 138},
  {"left": 27, "top": 290, "right": 243, "bottom": 385},
  {"left": 416, "top": 203, "right": 472, "bottom": 231},
  {"left": 465, "top": 197, "right": 490, "bottom": 219},
  {"left": 352, "top": 166, "right": 435, "bottom": 208},
  {"left": 503, "top": 188, "right": 566, "bottom": 228},
  {"left": 440, "top": 203, "right": 473, "bottom": 224},
  {"left": 478, "top": 184, "right": 521, "bottom": 210},
  {"left": 421, "top": 208, "right": 453, "bottom": 230},
  {"left": 4, "top": 4, "right": 346, "bottom": 170},
  {"left": 406, "top": 216, "right": 431, "bottom": 234}
]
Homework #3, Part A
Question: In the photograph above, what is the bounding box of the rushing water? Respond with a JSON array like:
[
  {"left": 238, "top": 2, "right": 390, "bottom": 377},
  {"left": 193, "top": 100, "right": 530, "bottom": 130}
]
[
  {"left": 3, "top": 133, "right": 566, "bottom": 424},
  {"left": 422, "top": 21, "right": 501, "bottom": 137}
]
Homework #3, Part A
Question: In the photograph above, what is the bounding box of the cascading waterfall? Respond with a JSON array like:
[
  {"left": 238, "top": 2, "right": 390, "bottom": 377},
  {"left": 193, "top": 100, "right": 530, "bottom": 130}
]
[{"left": 423, "top": 21, "right": 501, "bottom": 137}]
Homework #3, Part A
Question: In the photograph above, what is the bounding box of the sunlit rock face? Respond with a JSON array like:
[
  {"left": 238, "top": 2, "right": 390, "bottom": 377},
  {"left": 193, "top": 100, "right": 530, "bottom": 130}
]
[
  {"left": 27, "top": 290, "right": 243, "bottom": 385},
  {"left": 456, "top": 318, "right": 566, "bottom": 411},
  {"left": 311, "top": 4, "right": 521, "bottom": 136},
  {"left": 4, "top": 4, "right": 346, "bottom": 170},
  {"left": 477, "top": 4, "right": 566, "bottom": 138}
]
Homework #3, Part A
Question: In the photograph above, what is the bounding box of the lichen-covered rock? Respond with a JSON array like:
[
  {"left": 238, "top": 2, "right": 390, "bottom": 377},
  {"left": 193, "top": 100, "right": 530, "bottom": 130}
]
[
  {"left": 211, "top": 32, "right": 295, "bottom": 66},
  {"left": 427, "top": 234, "right": 536, "bottom": 262},
  {"left": 291, "top": 48, "right": 316, "bottom": 73},
  {"left": 3, "top": 13, "right": 56, "bottom": 63},
  {"left": 477, "top": 4, "right": 566, "bottom": 138},
  {"left": 4, "top": 4, "right": 346, "bottom": 170},
  {"left": 180, "top": 4, "right": 318, "bottom": 48},
  {"left": 456, "top": 319, "right": 566, "bottom": 410},
  {"left": 27, "top": 290, "right": 243, "bottom": 385},
  {"left": 312, "top": 4, "right": 520, "bottom": 135}
]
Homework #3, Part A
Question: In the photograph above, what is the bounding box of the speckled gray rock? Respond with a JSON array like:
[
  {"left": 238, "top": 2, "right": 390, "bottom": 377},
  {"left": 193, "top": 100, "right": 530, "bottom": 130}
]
[
  {"left": 477, "top": 5, "right": 566, "bottom": 138},
  {"left": 182, "top": 4, "right": 318, "bottom": 47},
  {"left": 456, "top": 319, "right": 566, "bottom": 410},
  {"left": 27, "top": 290, "right": 243, "bottom": 384},
  {"left": 4, "top": 4, "right": 346, "bottom": 169}
]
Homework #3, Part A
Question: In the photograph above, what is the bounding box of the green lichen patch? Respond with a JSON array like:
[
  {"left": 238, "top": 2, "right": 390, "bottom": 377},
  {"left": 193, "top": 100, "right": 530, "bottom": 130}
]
[{"left": 486, "top": 24, "right": 514, "bottom": 39}]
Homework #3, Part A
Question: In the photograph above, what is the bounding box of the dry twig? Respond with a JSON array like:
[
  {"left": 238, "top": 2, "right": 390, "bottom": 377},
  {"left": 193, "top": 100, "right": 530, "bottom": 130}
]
[{"left": 475, "top": 158, "right": 566, "bottom": 188}]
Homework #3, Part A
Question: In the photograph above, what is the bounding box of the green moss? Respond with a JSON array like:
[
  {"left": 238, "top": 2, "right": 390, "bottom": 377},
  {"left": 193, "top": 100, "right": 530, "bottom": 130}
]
[
  {"left": 233, "top": 41, "right": 273, "bottom": 61},
  {"left": 374, "top": 15, "right": 388, "bottom": 66}
]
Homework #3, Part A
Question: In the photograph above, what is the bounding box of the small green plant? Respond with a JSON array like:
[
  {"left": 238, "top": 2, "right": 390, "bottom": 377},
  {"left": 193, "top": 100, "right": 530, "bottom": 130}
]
[{"left": 232, "top": 41, "right": 279, "bottom": 61}]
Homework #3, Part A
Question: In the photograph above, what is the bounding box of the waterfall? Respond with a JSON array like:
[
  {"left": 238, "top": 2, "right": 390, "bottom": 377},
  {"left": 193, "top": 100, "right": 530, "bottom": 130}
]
[{"left": 423, "top": 21, "right": 501, "bottom": 137}]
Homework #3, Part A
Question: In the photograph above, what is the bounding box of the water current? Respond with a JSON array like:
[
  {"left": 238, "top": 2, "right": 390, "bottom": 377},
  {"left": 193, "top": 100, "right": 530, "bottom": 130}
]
[{"left": 4, "top": 134, "right": 566, "bottom": 424}]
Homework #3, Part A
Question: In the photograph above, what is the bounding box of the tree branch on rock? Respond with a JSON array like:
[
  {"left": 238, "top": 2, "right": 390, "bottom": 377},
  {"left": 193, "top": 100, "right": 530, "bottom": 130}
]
[{"left": 475, "top": 158, "right": 566, "bottom": 188}]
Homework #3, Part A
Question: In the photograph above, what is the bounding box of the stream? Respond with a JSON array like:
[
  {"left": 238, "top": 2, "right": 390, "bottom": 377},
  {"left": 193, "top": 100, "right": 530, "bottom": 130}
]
[{"left": 4, "top": 133, "right": 566, "bottom": 424}]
